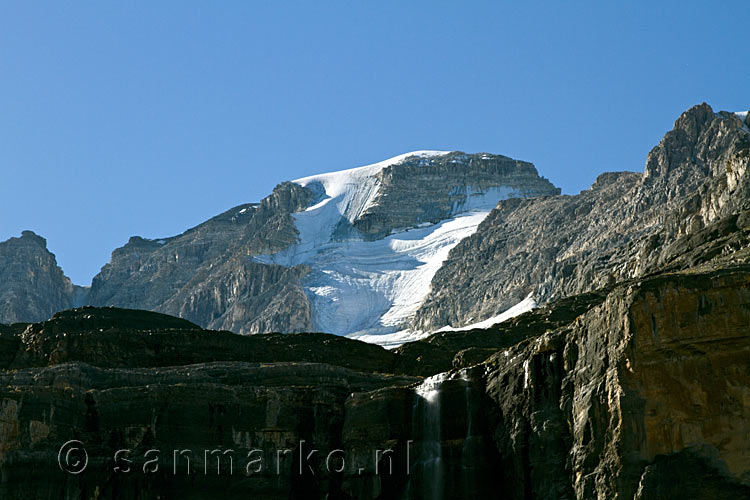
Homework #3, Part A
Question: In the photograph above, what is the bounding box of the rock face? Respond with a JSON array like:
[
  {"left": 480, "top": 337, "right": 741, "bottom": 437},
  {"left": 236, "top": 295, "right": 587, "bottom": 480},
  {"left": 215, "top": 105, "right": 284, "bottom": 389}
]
[
  {"left": 2, "top": 264, "right": 749, "bottom": 498},
  {"left": 0, "top": 306, "right": 425, "bottom": 499},
  {"left": 87, "top": 182, "right": 316, "bottom": 334},
  {"left": 0, "top": 361, "right": 418, "bottom": 500},
  {"left": 84, "top": 151, "right": 559, "bottom": 340},
  {"left": 414, "top": 104, "right": 750, "bottom": 330},
  {"left": 0, "top": 306, "right": 505, "bottom": 499},
  {"left": 483, "top": 264, "right": 750, "bottom": 499},
  {"left": 338, "top": 265, "right": 750, "bottom": 499},
  {"left": 336, "top": 151, "right": 560, "bottom": 240},
  {"left": 0, "top": 231, "right": 76, "bottom": 324},
  {"left": 1, "top": 306, "right": 399, "bottom": 374}
]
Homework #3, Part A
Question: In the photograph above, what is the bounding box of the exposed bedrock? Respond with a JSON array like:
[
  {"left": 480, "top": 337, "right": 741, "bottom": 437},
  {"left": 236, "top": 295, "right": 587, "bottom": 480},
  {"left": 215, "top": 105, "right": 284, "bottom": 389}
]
[
  {"left": 0, "top": 231, "right": 77, "bottom": 324},
  {"left": 346, "top": 151, "right": 559, "bottom": 240},
  {"left": 0, "top": 307, "right": 398, "bottom": 374},
  {"left": 1, "top": 264, "right": 748, "bottom": 498},
  {"left": 85, "top": 181, "right": 317, "bottom": 334},
  {"left": 0, "top": 361, "right": 418, "bottom": 500},
  {"left": 483, "top": 265, "right": 750, "bottom": 499},
  {"left": 414, "top": 104, "right": 750, "bottom": 331}
]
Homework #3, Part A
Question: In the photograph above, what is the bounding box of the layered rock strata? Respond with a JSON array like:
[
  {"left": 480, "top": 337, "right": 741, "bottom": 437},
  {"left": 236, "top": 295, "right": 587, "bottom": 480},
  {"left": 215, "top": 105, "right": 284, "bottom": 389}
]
[
  {"left": 415, "top": 104, "right": 750, "bottom": 330},
  {"left": 2, "top": 261, "right": 749, "bottom": 498},
  {"left": 0, "top": 231, "right": 77, "bottom": 324}
]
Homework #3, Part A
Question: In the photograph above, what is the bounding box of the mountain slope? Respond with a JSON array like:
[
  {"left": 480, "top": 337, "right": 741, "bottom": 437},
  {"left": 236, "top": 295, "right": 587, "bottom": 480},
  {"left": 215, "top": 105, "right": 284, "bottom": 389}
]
[
  {"left": 86, "top": 151, "right": 559, "bottom": 341},
  {"left": 413, "top": 104, "right": 750, "bottom": 330},
  {"left": 86, "top": 181, "right": 316, "bottom": 333},
  {"left": 0, "top": 231, "right": 76, "bottom": 323}
]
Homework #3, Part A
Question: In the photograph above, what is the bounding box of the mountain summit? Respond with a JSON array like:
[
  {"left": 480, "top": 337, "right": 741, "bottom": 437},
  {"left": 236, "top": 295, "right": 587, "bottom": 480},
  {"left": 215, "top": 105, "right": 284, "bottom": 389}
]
[
  {"left": 0, "top": 231, "right": 76, "bottom": 323},
  {"left": 255, "top": 151, "right": 559, "bottom": 344},
  {"left": 83, "top": 150, "right": 559, "bottom": 344}
]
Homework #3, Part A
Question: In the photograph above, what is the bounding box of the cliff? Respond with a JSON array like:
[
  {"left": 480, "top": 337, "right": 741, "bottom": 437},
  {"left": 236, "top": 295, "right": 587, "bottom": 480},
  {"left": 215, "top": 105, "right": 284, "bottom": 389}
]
[
  {"left": 1, "top": 263, "right": 748, "bottom": 498},
  {"left": 0, "top": 231, "right": 76, "bottom": 324},
  {"left": 414, "top": 104, "right": 750, "bottom": 331}
]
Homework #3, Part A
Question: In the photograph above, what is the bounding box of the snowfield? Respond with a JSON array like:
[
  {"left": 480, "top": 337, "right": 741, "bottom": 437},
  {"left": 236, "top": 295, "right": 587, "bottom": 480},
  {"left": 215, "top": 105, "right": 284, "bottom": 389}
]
[
  {"left": 436, "top": 293, "right": 537, "bottom": 332},
  {"left": 254, "top": 151, "right": 532, "bottom": 346}
]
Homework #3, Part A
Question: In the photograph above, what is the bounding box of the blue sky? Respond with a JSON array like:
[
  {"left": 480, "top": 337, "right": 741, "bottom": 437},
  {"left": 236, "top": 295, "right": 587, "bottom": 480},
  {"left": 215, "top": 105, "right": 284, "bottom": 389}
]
[{"left": 1, "top": 1, "right": 748, "bottom": 285}]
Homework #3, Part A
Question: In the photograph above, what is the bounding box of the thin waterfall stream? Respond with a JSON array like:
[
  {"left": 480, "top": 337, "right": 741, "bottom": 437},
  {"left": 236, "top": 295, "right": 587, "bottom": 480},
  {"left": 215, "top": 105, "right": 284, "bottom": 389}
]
[
  {"left": 404, "top": 368, "right": 497, "bottom": 500},
  {"left": 411, "top": 372, "right": 449, "bottom": 499}
]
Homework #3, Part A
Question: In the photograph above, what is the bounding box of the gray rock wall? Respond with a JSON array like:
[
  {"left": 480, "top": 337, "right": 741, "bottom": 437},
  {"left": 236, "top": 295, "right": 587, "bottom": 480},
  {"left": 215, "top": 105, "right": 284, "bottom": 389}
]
[
  {"left": 86, "top": 181, "right": 316, "bottom": 333},
  {"left": 0, "top": 231, "right": 74, "bottom": 323},
  {"left": 414, "top": 103, "right": 750, "bottom": 330}
]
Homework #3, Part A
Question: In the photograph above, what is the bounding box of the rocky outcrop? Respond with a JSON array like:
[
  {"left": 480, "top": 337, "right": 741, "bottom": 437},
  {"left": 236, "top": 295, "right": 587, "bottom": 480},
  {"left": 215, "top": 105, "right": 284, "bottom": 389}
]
[
  {"left": 346, "top": 152, "right": 559, "bottom": 240},
  {"left": 0, "top": 306, "right": 422, "bottom": 499},
  {"left": 393, "top": 288, "right": 610, "bottom": 377},
  {"left": 0, "top": 231, "right": 75, "bottom": 324},
  {"left": 2, "top": 307, "right": 398, "bottom": 374},
  {"left": 341, "top": 264, "right": 750, "bottom": 499},
  {"left": 0, "top": 305, "right": 498, "bottom": 499},
  {"left": 415, "top": 104, "right": 750, "bottom": 330},
  {"left": 482, "top": 264, "right": 750, "bottom": 499},
  {"left": 87, "top": 182, "right": 316, "bottom": 334}
]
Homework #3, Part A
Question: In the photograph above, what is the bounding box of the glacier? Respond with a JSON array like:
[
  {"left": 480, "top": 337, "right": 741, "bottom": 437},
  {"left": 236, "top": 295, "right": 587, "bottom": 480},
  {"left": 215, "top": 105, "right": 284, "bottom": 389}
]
[{"left": 255, "top": 151, "right": 532, "bottom": 346}]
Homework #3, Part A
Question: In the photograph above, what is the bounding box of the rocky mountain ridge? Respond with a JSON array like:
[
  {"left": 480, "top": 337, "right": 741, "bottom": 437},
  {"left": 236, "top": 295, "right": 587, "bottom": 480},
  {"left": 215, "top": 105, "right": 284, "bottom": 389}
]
[
  {"left": 1, "top": 104, "right": 747, "bottom": 345},
  {"left": 413, "top": 104, "right": 750, "bottom": 330},
  {"left": 1, "top": 151, "right": 560, "bottom": 341},
  {"left": 0, "top": 231, "right": 78, "bottom": 323}
]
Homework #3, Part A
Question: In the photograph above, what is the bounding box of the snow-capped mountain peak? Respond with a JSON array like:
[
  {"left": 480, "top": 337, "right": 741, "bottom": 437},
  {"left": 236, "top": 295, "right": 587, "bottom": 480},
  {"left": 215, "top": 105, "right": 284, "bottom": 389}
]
[
  {"left": 291, "top": 151, "right": 451, "bottom": 242},
  {"left": 255, "top": 151, "right": 560, "bottom": 345}
]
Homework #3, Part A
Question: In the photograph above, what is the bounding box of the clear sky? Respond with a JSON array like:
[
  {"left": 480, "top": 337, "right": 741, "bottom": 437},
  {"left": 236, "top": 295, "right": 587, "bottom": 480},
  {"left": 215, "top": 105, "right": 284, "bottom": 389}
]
[{"left": 1, "top": 2, "right": 748, "bottom": 285}]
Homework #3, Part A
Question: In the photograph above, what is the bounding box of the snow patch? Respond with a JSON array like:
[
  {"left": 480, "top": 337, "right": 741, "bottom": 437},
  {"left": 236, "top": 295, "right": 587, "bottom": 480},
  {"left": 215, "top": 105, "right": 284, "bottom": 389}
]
[
  {"left": 352, "top": 294, "right": 536, "bottom": 348},
  {"left": 351, "top": 329, "right": 431, "bottom": 348},
  {"left": 450, "top": 185, "right": 517, "bottom": 213},
  {"left": 736, "top": 111, "right": 749, "bottom": 131},
  {"left": 436, "top": 293, "right": 536, "bottom": 332}
]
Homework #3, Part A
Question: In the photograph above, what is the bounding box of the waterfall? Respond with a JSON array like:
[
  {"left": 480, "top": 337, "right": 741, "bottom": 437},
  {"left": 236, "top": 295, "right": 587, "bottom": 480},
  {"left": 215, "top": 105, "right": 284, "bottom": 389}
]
[
  {"left": 409, "top": 372, "right": 449, "bottom": 500},
  {"left": 459, "top": 369, "right": 479, "bottom": 498},
  {"left": 405, "top": 369, "right": 491, "bottom": 499}
]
